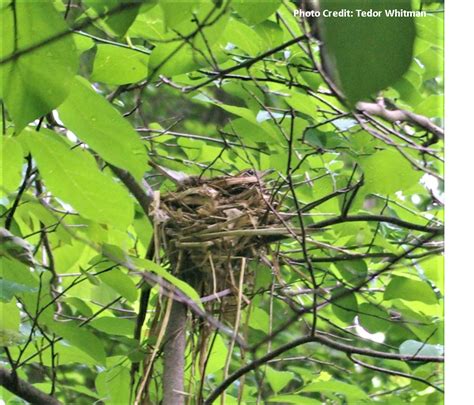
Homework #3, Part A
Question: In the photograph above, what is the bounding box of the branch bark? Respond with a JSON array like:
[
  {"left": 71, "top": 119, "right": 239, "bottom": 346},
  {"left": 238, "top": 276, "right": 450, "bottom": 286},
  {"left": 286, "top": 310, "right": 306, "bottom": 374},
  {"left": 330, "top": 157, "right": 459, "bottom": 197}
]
[
  {"left": 162, "top": 301, "right": 187, "bottom": 405},
  {"left": 357, "top": 101, "right": 444, "bottom": 140},
  {"left": 0, "top": 366, "right": 62, "bottom": 405}
]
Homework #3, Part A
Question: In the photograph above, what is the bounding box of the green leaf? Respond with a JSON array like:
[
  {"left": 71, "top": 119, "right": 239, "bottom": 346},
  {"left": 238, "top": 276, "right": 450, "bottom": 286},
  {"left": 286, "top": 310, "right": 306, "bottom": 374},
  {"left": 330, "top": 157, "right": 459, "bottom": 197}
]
[
  {"left": 416, "top": 95, "right": 443, "bottom": 118},
  {"left": 358, "top": 303, "right": 391, "bottom": 333},
  {"left": 98, "top": 268, "right": 138, "bottom": 303},
  {"left": 0, "top": 300, "right": 20, "bottom": 331},
  {"left": 21, "top": 127, "right": 134, "bottom": 230},
  {"left": 300, "top": 380, "right": 368, "bottom": 401},
  {"left": 331, "top": 287, "right": 358, "bottom": 323},
  {"left": 148, "top": 3, "right": 228, "bottom": 77},
  {"left": 149, "top": 42, "right": 200, "bottom": 77},
  {"left": 421, "top": 256, "right": 443, "bottom": 294},
  {"left": 133, "top": 258, "right": 203, "bottom": 309},
  {"left": 267, "top": 395, "right": 321, "bottom": 404},
  {"left": 319, "top": 0, "right": 415, "bottom": 105},
  {"left": 247, "top": 306, "right": 270, "bottom": 333},
  {"left": 50, "top": 321, "right": 107, "bottom": 365},
  {"left": 384, "top": 276, "right": 438, "bottom": 304},
  {"left": 0, "top": 300, "right": 21, "bottom": 346},
  {"left": 222, "top": 18, "right": 264, "bottom": 56},
  {"left": 232, "top": 0, "right": 281, "bottom": 25},
  {"left": 159, "top": 0, "right": 197, "bottom": 29},
  {"left": 0, "top": 136, "right": 24, "bottom": 195},
  {"left": 84, "top": 0, "right": 140, "bottom": 37},
  {"left": 57, "top": 76, "right": 148, "bottom": 180},
  {"left": 201, "top": 334, "right": 228, "bottom": 375},
  {"left": 72, "top": 33, "right": 95, "bottom": 55},
  {"left": 399, "top": 339, "right": 444, "bottom": 357},
  {"left": 285, "top": 92, "right": 318, "bottom": 117},
  {"left": 0, "top": 279, "right": 37, "bottom": 302},
  {"left": 0, "top": 1, "right": 78, "bottom": 130},
  {"left": 304, "top": 128, "right": 346, "bottom": 150},
  {"left": 96, "top": 365, "right": 131, "bottom": 405},
  {"left": 360, "top": 149, "right": 422, "bottom": 195},
  {"left": 255, "top": 21, "right": 283, "bottom": 49},
  {"left": 266, "top": 367, "right": 294, "bottom": 393},
  {"left": 91, "top": 45, "right": 149, "bottom": 85},
  {"left": 89, "top": 317, "right": 135, "bottom": 336},
  {"left": 335, "top": 260, "right": 367, "bottom": 283}
]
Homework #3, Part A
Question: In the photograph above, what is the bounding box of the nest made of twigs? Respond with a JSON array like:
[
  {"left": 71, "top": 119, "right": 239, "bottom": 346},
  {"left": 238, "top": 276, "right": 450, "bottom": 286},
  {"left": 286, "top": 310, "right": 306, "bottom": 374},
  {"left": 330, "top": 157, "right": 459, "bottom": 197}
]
[{"left": 151, "top": 171, "right": 281, "bottom": 317}]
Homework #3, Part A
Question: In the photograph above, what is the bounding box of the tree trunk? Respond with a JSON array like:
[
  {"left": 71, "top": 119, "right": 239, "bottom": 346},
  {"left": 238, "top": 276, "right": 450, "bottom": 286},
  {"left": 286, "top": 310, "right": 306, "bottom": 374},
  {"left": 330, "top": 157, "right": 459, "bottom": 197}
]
[{"left": 162, "top": 300, "right": 187, "bottom": 405}]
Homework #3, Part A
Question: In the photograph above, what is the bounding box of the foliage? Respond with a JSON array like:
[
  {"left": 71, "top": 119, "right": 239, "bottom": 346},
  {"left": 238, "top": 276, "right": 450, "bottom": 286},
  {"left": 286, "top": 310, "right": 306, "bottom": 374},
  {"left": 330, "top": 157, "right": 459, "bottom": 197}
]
[{"left": 1, "top": 0, "right": 444, "bottom": 404}]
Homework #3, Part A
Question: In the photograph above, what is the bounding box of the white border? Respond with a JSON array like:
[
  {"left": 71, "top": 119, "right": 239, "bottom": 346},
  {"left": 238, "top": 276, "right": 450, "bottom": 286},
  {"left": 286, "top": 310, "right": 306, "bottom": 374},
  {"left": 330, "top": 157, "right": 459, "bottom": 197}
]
[{"left": 445, "top": 1, "right": 474, "bottom": 403}]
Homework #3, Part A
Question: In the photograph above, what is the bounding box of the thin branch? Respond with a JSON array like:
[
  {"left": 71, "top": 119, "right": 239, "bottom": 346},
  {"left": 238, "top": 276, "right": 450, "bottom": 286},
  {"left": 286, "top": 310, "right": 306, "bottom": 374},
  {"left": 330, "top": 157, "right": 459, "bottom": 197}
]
[
  {"left": 357, "top": 101, "right": 444, "bottom": 140},
  {"left": 204, "top": 332, "right": 443, "bottom": 404},
  {"left": 0, "top": 366, "right": 62, "bottom": 405},
  {"left": 348, "top": 354, "right": 444, "bottom": 393}
]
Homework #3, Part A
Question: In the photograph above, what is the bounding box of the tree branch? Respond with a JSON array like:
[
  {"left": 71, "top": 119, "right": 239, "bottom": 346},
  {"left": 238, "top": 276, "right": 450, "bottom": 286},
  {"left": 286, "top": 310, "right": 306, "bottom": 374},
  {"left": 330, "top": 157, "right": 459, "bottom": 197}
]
[
  {"left": 357, "top": 101, "right": 444, "bottom": 140},
  {"left": 204, "top": 333, "right": 443, "bottom": 404},
  {"left": 308, "top": 214, "right": 443, "bottom": 234},
  {"left": 0, "top": 366, "right": 62, "bottom": 405},
  {"left": 182, "top": 34, "right": 307, "bottom": 92},
  {"left": 109, "top": 165, "right": 153, "bottom": 219}
]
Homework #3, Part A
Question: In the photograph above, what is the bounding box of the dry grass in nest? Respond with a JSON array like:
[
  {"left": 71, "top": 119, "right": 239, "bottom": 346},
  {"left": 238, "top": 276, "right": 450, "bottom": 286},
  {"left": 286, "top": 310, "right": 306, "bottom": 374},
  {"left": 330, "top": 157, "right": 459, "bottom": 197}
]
[{"left": 151, "top": 170, "right": 282, "bottom": 317}]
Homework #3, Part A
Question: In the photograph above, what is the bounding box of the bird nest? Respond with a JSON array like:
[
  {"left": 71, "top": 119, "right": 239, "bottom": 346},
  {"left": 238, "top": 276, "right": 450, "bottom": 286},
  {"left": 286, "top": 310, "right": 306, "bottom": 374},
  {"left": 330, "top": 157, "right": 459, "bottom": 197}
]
[{"left": 151, "top": 171, "right": 281, "bottom": 317}]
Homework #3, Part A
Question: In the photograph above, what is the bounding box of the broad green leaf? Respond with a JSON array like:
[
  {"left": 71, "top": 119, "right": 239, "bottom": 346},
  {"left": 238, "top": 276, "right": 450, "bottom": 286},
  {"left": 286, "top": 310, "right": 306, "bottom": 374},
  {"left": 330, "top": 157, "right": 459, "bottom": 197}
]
[
  {"left": 416, "top": 95, "right": 443, "bottom": 118},
  {"left": 98, "top": 268, "right": 138, "bottom": 303},
  {"left": 89, "top": 317, "right": 135, "bottom": 336},
  {"left": 133, "top": 258, "right": 203, "bottom": 309},
  {"left": 96, "top": 365, "right": 131, "bottom": 405},
  {"left": 72, "top": 33, "right": 95, "bottom": 55},
  {"left": 0, "top": 300, "right": 20, "bottom": 331},
  {"left": 247, "top": 306, "right": 270, "bottom": 333},
  {"left": 0, "top": 136, "right": 24, "bottom": 195},
  {"left": 300, "top": 380, "right": 368, "bottom": 401},
  {"left": 417, "top": 47, "right": 443, "bottom": 81},
  {"left": 358, "top": 303, "right": 391, "bottom": 333},
  {"left": 319, "top": 0, "right": 415, "bottom": 105},
  {"left": 255, "top": 21, "right": 284, "bottom": 49},
  {"left": 330, "top": 287, "right": 358, "bottom": 323},
  {"left": 268, "top": 395, "right": 321, "bottom": 404},
  {"left": 0, "top": 300, "right": 21, "bottom": 346},
  {"left": 91, "top": 45, "right": 149, "bottom": 85},
  {"left": 232, "top": 0, "right": 281, "bottom": 25},
  {"left": 57, "top": 76, "right": 148, "bottom": 180},
  {"left": 21, "top": 127, "right": 134, "bottom": 230},
  {"left": 384, "top": 276, "right": 438, "bottom": 304},
  {"left": 49, "top": 321, "right": 107, "bottom": 365},
  {"left": 222, "top": 18, "right": 264, "bottom": 56},
  {"left": 266, "top": 367, "right": 294, "bottom": 393},
  {"left": 0, "top": 279, "right": 37, "bottom": 302},
  {"left": 0, "top": 1, "right": 78, "bottom": 130},
  {"left": 84, "top": 0, "right": 140, "bottom": 37},
  {"left": 285, "top": 92, "right": 318, "bottom": 117},
  {"left": 149, "top": 41, "right": 202, "bottom": 77},
  {"left": 201, "top": 334, "right": 228, "bottom": 375},
  {"left": 335, "top": 260, "right": 367, "bottom": 283},
  {"left": 399, "top": 339, "right": 444, "bottom": 357},
  {"left": 361, "top": 149, "right": 422, "bottom": 195},
  {"left": 159, "top": 0, "right": 197, "bottom": 29},
  {"left": 304, "top": 128, "right": 346, "bottom": 150},
  {"left": 0, "top": 257, "right": 38, "bottom": 290},
  {"left": 149, "top": 3, "right": 228, "bottom": 77},
  {"left": 66, "top": 297, "right": 93, "bottom": 318},
  {"left": 421, "top": 256, "right": 443, "bottom": 294}
]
